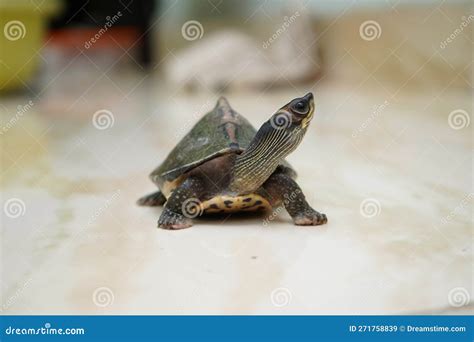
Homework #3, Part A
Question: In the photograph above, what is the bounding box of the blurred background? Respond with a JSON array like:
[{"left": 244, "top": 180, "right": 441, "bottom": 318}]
[{"left": 1, "top": 0, "right": 472, "bottom": 314}]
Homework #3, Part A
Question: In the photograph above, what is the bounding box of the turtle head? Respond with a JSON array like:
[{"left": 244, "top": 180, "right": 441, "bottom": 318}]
[
  {"left": 271, "top": 92, "right": 315, "bottom": 131},
  {"left": 262, "top": 92, "right": 315, "bottom": 154},
  {"left": 231, "top": 93, "right": 315, "bottom": 193}
]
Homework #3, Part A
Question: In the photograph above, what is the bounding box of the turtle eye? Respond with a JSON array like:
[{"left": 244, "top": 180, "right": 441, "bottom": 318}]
[{"left": 292, "top": 101, "right": 309, "bottom": 114}]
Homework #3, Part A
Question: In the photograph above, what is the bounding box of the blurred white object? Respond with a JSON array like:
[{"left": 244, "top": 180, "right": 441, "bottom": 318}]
[{"left": 165, "top": 12, "right": 320, "bottom": 90}]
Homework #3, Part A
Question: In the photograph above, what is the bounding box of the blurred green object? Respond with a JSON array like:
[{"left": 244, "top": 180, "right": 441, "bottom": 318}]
[{"left": 0, "top": 0, "right": 61, "bottom": 92}]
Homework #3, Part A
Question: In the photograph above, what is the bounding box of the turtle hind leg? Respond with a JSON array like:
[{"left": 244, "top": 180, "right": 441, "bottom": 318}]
[
  {"left": 137, "top": 190, "right": 166, "bottom": 206},
  {"left": 262, "top": 172, "right": 327, "bottom": 226}
]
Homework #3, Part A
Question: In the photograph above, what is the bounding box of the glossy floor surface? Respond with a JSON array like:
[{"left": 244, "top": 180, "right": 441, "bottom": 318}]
[{"left": 1, "top": 65, "right": 472, "bottom": 314}]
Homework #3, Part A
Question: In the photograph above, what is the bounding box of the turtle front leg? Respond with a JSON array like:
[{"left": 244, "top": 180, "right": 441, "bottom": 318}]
[
  {"left": 262, "top": 173, "right": 327, "bottom": 226},
  {"left": 158, "top": 177, "right": 205, "bottom": 230}
]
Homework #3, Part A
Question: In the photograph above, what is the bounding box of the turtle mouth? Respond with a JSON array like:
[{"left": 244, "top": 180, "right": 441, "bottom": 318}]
[{"left": 301, "top": 98, "right": 315, "bottom": 129}]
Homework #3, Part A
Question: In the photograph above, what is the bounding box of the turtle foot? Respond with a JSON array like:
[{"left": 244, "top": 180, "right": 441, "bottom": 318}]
[
  {"left": 158, "top": 209, "right": 193, "bottom": 230},
  {"left": 294, "top": 210, "right": 328, "bottom": 226}
]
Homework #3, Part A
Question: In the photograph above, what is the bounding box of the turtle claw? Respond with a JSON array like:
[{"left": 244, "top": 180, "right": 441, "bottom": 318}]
[
  {"left": 158, "top": 209, "right": 193, "bottom": 230},
  {"left": 294, "top": 210, "right": 328, "bottom": 226}
]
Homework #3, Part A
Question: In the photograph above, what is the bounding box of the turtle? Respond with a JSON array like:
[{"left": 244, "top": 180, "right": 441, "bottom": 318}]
[{"left": 137, "top": 93, "right": 328, "bottom": 229}]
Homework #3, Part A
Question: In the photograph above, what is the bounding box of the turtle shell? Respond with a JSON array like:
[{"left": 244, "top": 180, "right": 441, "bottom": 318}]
[{"left": 150, "top": 97, "right": 294, "bottom": 188}]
